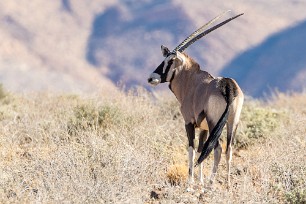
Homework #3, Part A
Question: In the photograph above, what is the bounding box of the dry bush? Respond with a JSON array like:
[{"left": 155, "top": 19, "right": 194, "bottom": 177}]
[
  {"left": 0, "top": 89, "right": 305, "bottom": 203},
  {"left": 166, "top": 164, "right": 188, "bottom": 186},
  {"left": 0, "top": 89, "right": 185, "bottom": 203}
]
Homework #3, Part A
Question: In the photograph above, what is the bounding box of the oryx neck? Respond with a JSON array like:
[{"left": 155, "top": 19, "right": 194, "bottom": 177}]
[{"left": 169, "top": 64, "right": 198, "bottom": 104}]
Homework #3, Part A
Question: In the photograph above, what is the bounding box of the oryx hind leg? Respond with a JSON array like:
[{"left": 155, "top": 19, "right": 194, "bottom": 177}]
[
  {"left": 204, "top": 95, "right": 227, "bottom": 186},
  {"left": 225, "top": 123, "right": 238, "bottom": 188},
  {"left": 197, "top": 130, "right": 208, "bottom": 185},
  {"left": 209, "top": 141, "right": 222, "bottom": 185},
  {"left": 226, "top": 99, "right": 243, "bottom": 188}
]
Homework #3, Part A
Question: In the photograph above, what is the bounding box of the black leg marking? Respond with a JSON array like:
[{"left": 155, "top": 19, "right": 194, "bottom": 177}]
[
  {"left": 197, "top": 130, "right": 208, "bottom": 153},
  {"left": 185, "top": 123, "right": 195, "bottom": 148}
]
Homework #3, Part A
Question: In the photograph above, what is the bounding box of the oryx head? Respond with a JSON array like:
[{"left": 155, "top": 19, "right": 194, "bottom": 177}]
[
  {"left": 148, "top": 11, "right": 244, "bottom": 86},
  {"left": 147, "top": 45, "right": 185, "bottom": 85}
]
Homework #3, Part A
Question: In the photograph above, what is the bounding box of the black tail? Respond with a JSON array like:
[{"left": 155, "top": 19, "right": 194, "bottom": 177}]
[{"left": 196, "top": 78, "right": 237, "bottom": 166}]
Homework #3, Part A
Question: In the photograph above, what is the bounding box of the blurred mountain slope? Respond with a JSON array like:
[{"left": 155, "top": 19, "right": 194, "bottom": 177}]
[
  {"left": 1, "top": 0, "right": 306, "bottom": 97},
  {"left": 0, "top": 0, "right": 116, "bottom": 93},
  {"left": 222, "top": 19, "right": 306, "bottom": 97},
  {"left": 86, "top": 0, "right": 306, "bottom": 95}
]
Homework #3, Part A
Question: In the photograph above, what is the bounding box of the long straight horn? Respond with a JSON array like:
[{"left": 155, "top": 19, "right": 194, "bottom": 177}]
[
  {"left": 178, "top": 13, "right": 244, "bottom": 52},
  {"left": 173, "top": 10, "right": 231, "bottom": 53}
]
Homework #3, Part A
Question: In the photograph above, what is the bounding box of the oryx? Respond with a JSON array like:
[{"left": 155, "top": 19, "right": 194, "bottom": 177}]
[{"left": 148, "top": 12, "right": 244, "bottom": 188}]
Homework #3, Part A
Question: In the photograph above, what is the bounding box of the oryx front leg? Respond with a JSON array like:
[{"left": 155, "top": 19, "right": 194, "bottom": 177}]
[
  {"left": 209, "top": 141, "right": 222, "bottom": 185},
  {"left": 185, "top": 123, "right": 195, "bottom": 187}
]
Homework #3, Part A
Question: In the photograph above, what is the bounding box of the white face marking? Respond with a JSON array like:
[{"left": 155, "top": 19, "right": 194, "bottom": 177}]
[
  {"left": 163, "top": 55, "right": 177, "bottom": 81},
  {"left": 166, "top": 66, "right": 175, "bottom": 82},
  {"left": 162, "top": 59, "right": 169, "bottom": 73},
  {"left": 162, "top": 61, "right": 166, "bottom": 73},
  {"left": 162, "top": 55, "right": 176, "bottom": 73}
]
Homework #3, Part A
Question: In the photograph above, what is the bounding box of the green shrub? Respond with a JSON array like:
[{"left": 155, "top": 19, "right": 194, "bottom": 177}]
[
  {"left": 0, "top": 85, "right": 14, "bottom": 121},
  {"left": 235, "top": 102, "right": 284, "bottom": 149},
  {"left": 285, "top": 189, "right": 306, "bottom": 204},
  {"left": 97, "top": 105, "right": 121, "bottom": 129},
  {"left": 67, "top": 103, "right": 122, "bottom": 135},
  {"left": 0, "top": 84, "right": 6, "bottom": 100},
  {"left": 271, "top": 162, "right": 306, "bottom": 203}
]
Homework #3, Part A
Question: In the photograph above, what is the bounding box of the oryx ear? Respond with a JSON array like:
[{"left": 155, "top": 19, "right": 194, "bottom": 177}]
[{"left": 161, "top": 45, "right": 170, "bottom": 57}]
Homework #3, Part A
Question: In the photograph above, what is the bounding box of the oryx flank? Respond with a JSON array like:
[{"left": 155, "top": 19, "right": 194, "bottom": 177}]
[{"left": 148, "top": 12, "right": 244, "bottom": 189}]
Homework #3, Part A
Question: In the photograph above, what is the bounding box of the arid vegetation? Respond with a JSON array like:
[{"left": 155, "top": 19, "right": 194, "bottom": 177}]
[{"left": 0, "top": 86, "right": 305, "bottom": 203}]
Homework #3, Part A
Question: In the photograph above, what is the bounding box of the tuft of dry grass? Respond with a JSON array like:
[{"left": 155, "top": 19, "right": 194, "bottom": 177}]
[
  {"left": 0, "top": 88, "right": 305, "bottom": 203},
  {"left": 166, "top": 164, "right": 188, "bottom": 186}
]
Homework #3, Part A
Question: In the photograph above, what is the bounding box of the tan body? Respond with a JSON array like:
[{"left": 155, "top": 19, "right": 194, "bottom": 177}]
[
  {"left": 171, "top": 53, "right": 243, "bottom": 187},
  {"left": 149, "top": 49, "right": 244, "bottom": 188},
  {"left": 170, "top": 54, "right": 243, "bottom": 130}
]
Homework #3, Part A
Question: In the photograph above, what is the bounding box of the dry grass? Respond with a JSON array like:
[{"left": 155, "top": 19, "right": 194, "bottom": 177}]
[{"left": 0, "top": 88, "right": 305, "bottom": 203}]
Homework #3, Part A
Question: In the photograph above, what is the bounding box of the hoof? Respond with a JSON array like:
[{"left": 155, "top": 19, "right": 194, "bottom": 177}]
[
  {"left": 199, "top": 187, "right": 207, "bottom": 193},
  {"left": 226, "top": 183, "right": 231, "bottom": 190},
  {"left": 196, "top": 181, "right": 204, "bottom": 187},
  {"left": 193, "top": 184, "right": 207, "bottom": 195},
  {"left": 186, "top": 186, "right": 194, "bottom": 192},
  {"left": 209, "top": 179, "right": 214, "bottom": 185}
]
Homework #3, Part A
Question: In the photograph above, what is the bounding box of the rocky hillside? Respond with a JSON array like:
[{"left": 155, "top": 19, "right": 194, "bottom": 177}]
[{"left": 1, "top": 0, "right": 306, "bottom": 97}]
